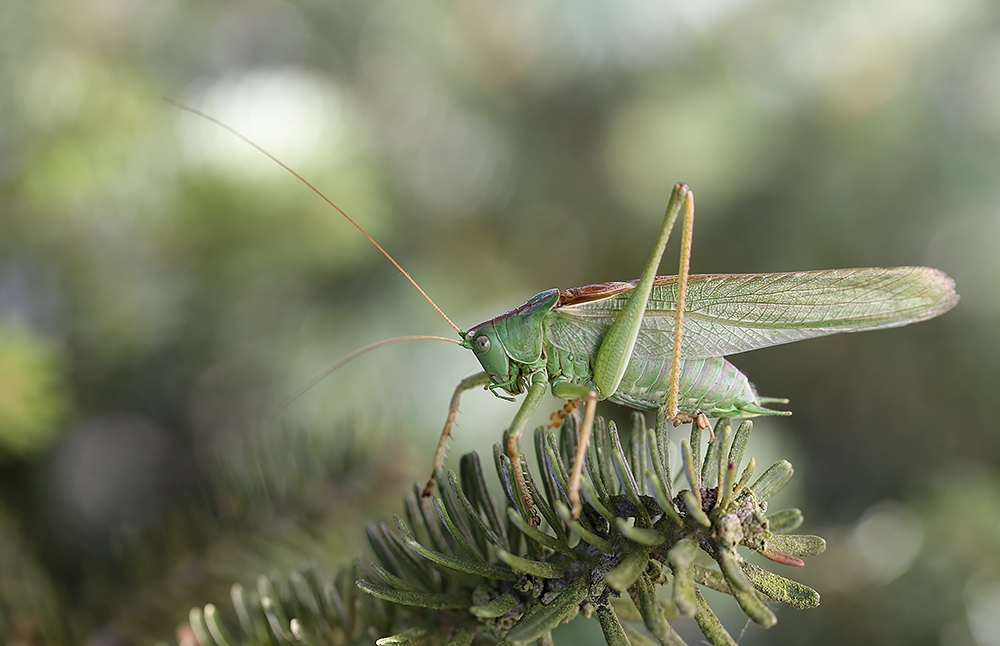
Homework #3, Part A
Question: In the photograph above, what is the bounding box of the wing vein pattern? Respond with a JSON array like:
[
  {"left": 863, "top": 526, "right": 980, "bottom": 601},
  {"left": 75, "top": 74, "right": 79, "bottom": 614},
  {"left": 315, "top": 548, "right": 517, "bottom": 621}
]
[{"left": 551, "top": 267, "right": 957, "bottom": 360}]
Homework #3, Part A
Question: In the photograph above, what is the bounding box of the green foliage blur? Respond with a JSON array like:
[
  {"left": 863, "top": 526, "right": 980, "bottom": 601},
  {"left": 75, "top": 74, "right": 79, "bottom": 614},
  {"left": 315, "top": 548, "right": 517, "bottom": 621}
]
[{"left": 0, "top": 0, "right": 996, "bottom": 643}]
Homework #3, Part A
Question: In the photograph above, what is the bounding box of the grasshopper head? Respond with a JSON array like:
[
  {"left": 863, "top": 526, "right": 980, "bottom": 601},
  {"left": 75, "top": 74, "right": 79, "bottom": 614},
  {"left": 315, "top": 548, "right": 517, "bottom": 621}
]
[
  {"left": 463, "top": 321, "right": 511, "bottom": 385},
  {"left": 461, "top": 289, "right": 558, "bottom": 396}
]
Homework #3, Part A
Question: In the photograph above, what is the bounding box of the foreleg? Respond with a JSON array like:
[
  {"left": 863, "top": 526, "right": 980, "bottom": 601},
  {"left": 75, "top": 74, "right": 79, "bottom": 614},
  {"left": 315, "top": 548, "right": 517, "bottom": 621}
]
[{"left": 422, "top": 371, "right": 491, "bottom": 496}]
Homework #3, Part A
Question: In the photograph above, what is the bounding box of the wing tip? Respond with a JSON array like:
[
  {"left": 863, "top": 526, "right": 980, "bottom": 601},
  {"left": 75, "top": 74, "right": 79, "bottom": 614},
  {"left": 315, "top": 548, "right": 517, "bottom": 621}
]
[{"left": 910, "top": 266, "right": 960, "bottom": 320}]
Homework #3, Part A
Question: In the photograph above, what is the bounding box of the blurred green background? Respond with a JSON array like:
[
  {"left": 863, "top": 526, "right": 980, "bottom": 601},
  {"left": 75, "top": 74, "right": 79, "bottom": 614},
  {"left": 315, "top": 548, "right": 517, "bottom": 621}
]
[{"left": 1, "top": 0, "right": 998, "bottom": 643}]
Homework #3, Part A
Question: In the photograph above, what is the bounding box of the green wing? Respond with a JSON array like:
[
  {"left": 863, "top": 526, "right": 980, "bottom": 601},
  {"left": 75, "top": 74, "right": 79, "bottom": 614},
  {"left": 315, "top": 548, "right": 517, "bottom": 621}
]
[{"left": 551, "top": 267, "right": 958, "bottom": 360}]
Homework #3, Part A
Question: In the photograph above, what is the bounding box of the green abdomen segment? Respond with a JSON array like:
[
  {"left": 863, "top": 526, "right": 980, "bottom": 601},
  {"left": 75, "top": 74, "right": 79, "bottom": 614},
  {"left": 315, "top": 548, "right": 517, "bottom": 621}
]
[{"left": 609, "top": 355, "right": 765, "bottom": 418}]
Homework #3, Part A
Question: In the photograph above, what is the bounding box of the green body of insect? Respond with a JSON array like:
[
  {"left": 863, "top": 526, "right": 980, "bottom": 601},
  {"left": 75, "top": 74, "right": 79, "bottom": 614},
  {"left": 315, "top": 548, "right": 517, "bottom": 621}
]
[
  {"left": 464, "top": 285, "right": 778, "bottom": 421},
  {"left": 436, "top": 184, "right": 958, "bottom": 521}
]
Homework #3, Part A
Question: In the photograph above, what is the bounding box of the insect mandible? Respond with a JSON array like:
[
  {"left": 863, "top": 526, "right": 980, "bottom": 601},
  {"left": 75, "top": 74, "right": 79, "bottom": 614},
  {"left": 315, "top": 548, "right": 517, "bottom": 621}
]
[{"left": 171, "top": 101, "right": 960, "bottom": 524}]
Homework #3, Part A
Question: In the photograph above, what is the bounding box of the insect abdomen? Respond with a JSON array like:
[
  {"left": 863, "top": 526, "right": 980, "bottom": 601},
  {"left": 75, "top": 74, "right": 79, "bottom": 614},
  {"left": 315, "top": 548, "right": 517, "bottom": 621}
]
[{"left": 608, "top": 356, "right": 769, "bottom": 418}]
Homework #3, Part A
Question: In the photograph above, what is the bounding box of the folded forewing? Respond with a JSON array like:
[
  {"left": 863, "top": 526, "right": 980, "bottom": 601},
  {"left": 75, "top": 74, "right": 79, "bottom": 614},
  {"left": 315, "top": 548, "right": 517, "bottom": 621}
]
[{"left": 553, "top": 267, "right": 958, "bottom": 359}]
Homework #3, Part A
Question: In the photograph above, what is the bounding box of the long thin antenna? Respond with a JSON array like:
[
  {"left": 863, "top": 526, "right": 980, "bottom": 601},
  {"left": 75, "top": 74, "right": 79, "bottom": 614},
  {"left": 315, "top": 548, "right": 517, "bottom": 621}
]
[
  {"left": 165, "top": 98, "right": 463, "bottom": 335},
  {"left": 276, "top": 335, "right": 461, "bottom": 413}
]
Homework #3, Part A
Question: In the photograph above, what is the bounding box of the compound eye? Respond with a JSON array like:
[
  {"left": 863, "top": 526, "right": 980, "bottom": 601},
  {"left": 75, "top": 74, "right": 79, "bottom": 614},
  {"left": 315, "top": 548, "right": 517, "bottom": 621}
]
[{"left": 474, "top": 335, "right": 491, "bottom": 354}]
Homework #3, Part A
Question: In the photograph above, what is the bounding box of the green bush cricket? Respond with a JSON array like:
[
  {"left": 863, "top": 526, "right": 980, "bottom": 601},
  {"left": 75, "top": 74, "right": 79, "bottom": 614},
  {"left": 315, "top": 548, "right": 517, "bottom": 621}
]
[
  {"left": 171, "top": 101, "right": 960, "bottom": 524},
  {"left": 437, "top": 183, "right": 957, "bottom": 522}
]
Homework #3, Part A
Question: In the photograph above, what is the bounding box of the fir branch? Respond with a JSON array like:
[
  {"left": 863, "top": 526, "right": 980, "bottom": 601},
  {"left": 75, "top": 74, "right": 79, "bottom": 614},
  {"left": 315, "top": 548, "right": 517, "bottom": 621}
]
[{"left": 187, "top": 413, "right": 823, "bottom": 645}]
